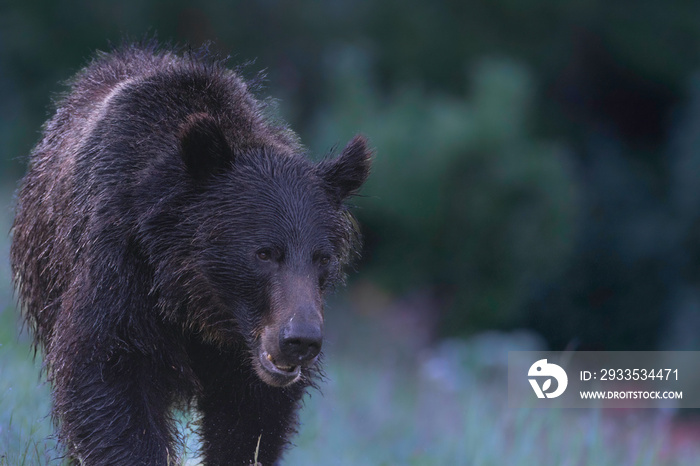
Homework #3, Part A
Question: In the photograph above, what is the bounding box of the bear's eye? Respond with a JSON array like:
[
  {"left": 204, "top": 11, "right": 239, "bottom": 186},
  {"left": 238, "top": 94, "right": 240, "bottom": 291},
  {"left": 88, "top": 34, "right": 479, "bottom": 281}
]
[
  {"left": 318, "top": 255, "right": 331, "bottom": 267},
  {"left": 256, "top": 249, "right": 272, "bottom": 261}
]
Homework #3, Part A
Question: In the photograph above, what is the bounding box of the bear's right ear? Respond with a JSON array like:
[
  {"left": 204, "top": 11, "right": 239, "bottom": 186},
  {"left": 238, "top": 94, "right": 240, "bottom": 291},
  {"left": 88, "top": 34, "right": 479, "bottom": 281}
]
[{"left": 179, "top": 113, "right": 232, "bottom": 182}]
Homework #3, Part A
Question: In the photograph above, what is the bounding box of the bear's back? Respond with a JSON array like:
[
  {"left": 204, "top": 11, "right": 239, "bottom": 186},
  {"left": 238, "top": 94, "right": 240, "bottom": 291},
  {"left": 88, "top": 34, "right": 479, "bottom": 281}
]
[{"left": 43, "top": 46, "right": 298, "bottom": 176}]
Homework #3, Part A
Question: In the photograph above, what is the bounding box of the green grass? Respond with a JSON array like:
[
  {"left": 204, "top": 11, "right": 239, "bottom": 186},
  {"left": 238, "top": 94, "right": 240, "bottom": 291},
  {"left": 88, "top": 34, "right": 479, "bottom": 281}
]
[
  {"left": 3, "top": 301, "right": 700, "bottom": 465},
  {"left": 0, "top": 308, "right": 56, "bottom": 465}
]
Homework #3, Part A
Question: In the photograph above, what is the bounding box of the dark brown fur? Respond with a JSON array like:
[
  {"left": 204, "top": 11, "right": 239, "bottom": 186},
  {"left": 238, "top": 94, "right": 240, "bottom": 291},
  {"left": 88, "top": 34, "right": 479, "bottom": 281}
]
[{"left": 10, "top": 43, "right": 371, "bottom": 465}]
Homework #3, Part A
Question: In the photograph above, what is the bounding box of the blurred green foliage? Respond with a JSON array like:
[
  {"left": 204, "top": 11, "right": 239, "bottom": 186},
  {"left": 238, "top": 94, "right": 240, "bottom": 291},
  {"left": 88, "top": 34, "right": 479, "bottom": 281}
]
[
  {"left": 2, "top": 0, "right": 700, "bottom": 343},
  {"left": 312, "top": 50, "right": 576, "bottom": 331}
]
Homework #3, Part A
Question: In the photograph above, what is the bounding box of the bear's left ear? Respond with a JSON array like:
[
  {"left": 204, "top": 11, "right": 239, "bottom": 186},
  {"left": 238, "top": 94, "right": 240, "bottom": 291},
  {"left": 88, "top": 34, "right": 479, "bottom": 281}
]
[
  {"left": 179, "top": 113, "right": 233, "bottom": 182},
  {"left": 316, "top": 135, "right": 373, "bottom": 204}
]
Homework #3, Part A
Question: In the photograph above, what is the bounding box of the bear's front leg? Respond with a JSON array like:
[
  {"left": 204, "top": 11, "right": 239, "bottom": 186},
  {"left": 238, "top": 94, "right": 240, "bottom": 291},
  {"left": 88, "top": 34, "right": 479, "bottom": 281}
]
[
  {"left": 192, "top": 345, "right": 307, "bottom": 465},
  {"left": 52, "top": 348, "right": 178, "bottom": 465}
]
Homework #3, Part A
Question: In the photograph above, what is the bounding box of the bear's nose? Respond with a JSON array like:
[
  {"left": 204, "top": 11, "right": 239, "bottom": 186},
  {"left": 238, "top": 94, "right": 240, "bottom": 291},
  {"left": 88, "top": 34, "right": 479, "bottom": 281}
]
[{"left": 279, "top": 321, "right": 322, "bottom": 365}]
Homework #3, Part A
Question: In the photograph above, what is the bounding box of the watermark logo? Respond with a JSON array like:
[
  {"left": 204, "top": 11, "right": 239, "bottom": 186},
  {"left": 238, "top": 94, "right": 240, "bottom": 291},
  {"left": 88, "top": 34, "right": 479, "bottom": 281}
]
[
  {"left": 528, "top": 359, "right": 568, "bottom": 398},
  {"left": 510, "top": 352, "right": 695, "bottom": 408}
]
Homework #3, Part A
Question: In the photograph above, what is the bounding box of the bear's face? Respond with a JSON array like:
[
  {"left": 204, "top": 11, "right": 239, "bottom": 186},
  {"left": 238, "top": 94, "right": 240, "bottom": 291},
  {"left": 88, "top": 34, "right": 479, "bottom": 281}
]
[
  {"left": 178, "top": 116, "right": 372, "bottom": 387},
  {"left": 205, "top": 162, "right": 343, "bottom": 386}
]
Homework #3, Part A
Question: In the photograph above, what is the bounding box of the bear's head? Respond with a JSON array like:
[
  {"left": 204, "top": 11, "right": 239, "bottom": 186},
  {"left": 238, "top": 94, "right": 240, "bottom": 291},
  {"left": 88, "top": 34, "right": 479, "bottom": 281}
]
[{"left": 165, "top": 113, "right": 372, "bottom": 387}]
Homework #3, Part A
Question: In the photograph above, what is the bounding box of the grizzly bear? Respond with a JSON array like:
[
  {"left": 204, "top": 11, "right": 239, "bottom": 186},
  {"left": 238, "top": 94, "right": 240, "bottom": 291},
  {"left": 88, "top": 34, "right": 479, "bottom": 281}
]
[{"left": 10, "top": 43, "right": 371, "bottom": 465}]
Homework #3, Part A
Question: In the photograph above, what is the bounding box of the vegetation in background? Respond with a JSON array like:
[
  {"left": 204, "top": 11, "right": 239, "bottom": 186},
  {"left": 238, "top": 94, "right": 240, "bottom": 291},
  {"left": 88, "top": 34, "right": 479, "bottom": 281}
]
[
  {"left": 311, "top": 49, "right": 577, "bottom": 332},
  {"left": 2, "top": 0, "right": 699, "bottom": 345}
]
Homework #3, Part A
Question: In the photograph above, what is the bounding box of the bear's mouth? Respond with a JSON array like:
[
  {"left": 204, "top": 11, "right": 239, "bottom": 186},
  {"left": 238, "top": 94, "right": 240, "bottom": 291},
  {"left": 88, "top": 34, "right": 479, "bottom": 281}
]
[{"left": 257, "top": 350, "right": 302, "bottom": 386}]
